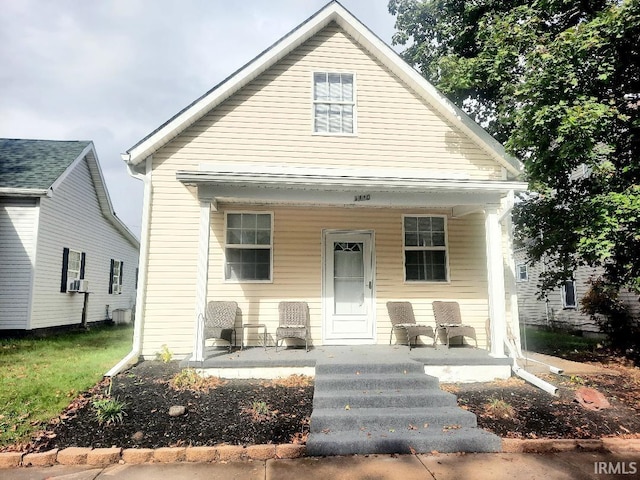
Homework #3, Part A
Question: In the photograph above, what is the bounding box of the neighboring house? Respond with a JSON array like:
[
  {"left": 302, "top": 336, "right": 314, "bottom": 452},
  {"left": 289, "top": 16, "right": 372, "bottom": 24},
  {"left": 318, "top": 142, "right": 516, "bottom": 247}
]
[
  {"left": 122, "top": 1, "right": 527, "bottom": 360},
  {"left": 515, "top": 249, "right": 640, "bottom": 334},
  {"left": 0, "top": 139, "right": 140, "bottom": 332}
]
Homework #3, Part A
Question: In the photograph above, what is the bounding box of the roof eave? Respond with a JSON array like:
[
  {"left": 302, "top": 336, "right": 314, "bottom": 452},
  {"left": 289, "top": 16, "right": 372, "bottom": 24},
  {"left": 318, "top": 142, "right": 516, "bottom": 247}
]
[{"left": 0, "top": 187, "right": 50, "bottom": 197}]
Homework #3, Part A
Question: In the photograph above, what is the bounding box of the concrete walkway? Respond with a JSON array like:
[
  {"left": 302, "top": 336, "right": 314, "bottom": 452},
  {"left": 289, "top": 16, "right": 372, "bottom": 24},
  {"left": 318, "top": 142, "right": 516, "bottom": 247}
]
[
  {"left": 4, "top": 452, "right": 640, "bottom": 480},
  {"left": 520, "top": 351, "right": 613, "bottom": 376}
]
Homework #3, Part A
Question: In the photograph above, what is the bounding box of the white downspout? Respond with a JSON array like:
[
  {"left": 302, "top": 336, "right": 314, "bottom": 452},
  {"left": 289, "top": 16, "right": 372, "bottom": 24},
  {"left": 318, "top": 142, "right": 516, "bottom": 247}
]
[
  {"left": 105, "top": 155, "right": 152, "bottom": 377},
  {"left": 500, "top": 191, "right": 559, "bottom": 395}
]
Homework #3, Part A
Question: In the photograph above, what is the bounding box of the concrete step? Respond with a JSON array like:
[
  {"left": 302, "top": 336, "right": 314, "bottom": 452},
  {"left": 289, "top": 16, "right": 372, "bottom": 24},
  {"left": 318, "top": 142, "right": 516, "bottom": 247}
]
[
  {"left": 312, "top": 388, "right": 458, "bottom": 409},
  {"left": 306, "top": 427, "right": 502, "bottom": 456},
  {"left": 310, "top": 406, "right": 478, "bottom": 431},
  {"left": 315, "top": 361, "right": 424, "bottom": 375},
  {"left": 314, "top": 372, "right": 440, "bottom": 390}
]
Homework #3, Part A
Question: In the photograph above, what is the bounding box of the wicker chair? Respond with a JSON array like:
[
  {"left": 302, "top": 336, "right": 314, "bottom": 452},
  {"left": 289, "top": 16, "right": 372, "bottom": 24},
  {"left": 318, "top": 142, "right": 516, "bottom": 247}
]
[
  {"left": 386, "top": 301, "right": 436, "bottom": 350},
  {"left": 203, "top": 301, "right": 238, "bottom": 352},
  {"left": 432, "top": 301, "right": 477, "bottom": 348},
  {"left": 276, "top": 301, "right": 309, "bottom": 352}
]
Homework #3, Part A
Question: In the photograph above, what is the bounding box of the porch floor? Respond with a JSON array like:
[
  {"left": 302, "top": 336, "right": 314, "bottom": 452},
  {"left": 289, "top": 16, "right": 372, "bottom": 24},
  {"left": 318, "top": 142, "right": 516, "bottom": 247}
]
[{"left": 180, "top": 345, "right": 512, "bottom": 382}]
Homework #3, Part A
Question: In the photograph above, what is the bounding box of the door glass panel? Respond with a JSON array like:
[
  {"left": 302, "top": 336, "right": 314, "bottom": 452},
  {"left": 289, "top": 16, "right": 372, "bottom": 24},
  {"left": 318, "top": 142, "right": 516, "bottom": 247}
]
[{"left": 334, "top": 242, "right": 365, "bottom": 315}]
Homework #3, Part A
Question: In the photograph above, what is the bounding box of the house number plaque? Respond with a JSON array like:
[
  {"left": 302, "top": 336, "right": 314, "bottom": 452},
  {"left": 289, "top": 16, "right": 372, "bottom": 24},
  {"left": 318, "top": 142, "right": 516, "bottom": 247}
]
[{"left": 354, "top": 194, "right": 371, "bottom": 202}]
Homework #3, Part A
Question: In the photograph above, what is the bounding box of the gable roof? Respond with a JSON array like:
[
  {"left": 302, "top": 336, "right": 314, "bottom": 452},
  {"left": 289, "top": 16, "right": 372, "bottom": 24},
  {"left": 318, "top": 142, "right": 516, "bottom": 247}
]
[
  {"left": 0, "top": 139, "right": 91, "bottom": 191},
  {"left": 0, "top": 138, "right": 139, "bottom": 248},
  {"left": 123, "top": 1, "right": 522, "bottom": 177}
]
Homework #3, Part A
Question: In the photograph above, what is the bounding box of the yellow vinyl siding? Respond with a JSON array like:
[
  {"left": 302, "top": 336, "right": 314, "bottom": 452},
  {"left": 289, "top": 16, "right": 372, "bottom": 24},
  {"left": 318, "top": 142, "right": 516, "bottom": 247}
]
[{"left": 155, "top": 23, "right": 502, "bottom": 180}]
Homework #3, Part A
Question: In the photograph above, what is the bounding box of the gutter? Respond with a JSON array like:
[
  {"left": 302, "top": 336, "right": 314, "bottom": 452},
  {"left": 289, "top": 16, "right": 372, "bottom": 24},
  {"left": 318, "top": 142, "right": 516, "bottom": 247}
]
[{"left": 105, "top": 156, "right": 153, "bottom": 377}]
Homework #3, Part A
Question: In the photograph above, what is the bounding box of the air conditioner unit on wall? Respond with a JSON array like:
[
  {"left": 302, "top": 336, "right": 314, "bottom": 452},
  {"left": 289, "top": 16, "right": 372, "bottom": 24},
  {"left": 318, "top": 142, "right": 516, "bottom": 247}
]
[{"left": 67, "top": 279, "right": 89, "bottom": 293}]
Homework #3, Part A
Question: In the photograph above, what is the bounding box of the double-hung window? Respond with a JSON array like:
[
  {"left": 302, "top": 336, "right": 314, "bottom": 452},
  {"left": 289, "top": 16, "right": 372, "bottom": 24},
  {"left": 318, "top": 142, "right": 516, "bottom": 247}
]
[
  {"left": 60, "top": 248, "right": 85, "bottom": 293},
  {"left": 517, "top": 264, "right": 528, "bottom": 282},
  {"left": 313, "top": 72, "right": 354, "bottom": 134},
  {"left": 110, "top": 260, "right": 123, "bottom": 294},
  {"left": 225, "top": 213, "right": 272, "bottom": 281},
  {"left": 403, "top": 215, "right": 448, "bottom": 282}
]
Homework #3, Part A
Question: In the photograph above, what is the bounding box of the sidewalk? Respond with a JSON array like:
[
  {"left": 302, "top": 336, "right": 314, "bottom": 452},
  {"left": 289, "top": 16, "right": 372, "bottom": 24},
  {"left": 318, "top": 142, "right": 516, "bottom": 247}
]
[{"left": 3, "top": 452, "right": 640, "bottom": 480}]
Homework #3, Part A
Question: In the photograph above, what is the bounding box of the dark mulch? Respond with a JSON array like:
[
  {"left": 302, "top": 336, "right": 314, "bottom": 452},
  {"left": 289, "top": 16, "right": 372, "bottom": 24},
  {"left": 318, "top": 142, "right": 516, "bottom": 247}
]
[
  {"left": 24, "top": 356, "right": 640, "bottom": 452},
  {"left": 31, "top": 361, "right": 313, "bottom": 451},
  {"left": 445, "top": 361, "right": 640, "bottom": 439}
]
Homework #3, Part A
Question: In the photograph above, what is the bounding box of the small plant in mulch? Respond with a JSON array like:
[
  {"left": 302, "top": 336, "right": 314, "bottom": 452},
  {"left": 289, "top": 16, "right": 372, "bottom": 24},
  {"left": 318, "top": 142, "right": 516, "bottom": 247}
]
[
  {"left": 92, "top": 397, "right": 127, "bottom": 426},
  {"left": 91, "top": 379, "right": 127, "bottom": 426},
  {"left": 243, "top": 400, "right": 277, "bottom": 422},
  {"left": 483, "top": 398, "right": 516, "bottom": 419},
  {"left": 169, "top": 368, "right": 227, "bottom": 392},
  {"left": 156, "top": 344, "right": 173, "bottom": 363}
]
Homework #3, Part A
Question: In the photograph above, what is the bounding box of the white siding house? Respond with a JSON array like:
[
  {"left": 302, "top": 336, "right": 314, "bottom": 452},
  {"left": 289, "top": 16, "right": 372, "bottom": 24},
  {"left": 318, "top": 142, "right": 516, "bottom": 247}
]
[
  {"left": 0, "top": 139, "right": 140, "bottom": 332},
  {"left": 122, "top": 2, "right": 527, "bottom": 361},
  {"left": 515, "top": 248, "right": 640, "bottom": 334}
]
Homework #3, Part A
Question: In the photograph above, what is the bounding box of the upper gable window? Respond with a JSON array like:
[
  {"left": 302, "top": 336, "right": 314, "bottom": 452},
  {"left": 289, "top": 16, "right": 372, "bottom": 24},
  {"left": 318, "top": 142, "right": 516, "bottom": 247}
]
[{"left": 313, "top": 72, "right": 355, "bottom": 134}]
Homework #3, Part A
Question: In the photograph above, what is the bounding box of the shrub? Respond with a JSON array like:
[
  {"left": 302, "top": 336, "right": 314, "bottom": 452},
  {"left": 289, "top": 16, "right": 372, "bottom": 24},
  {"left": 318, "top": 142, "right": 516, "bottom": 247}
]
[{"left": 581, "top": 277, "right": 639, "bottom": 361}]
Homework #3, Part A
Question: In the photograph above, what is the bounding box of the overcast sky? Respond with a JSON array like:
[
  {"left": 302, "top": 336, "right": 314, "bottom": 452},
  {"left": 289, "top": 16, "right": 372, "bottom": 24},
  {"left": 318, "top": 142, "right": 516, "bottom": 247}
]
[{"left": 0, "top": 1, "right": 399, "bottom": 238}]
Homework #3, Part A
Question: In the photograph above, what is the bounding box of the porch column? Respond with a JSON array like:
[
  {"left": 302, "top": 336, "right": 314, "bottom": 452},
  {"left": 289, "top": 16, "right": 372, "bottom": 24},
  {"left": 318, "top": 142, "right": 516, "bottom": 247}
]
[
  {"left": 485, "top": 204, "right": 507, "bottom": 357},
  {"left": 192, "top": 199, "right": 212, "bottom": 362}
]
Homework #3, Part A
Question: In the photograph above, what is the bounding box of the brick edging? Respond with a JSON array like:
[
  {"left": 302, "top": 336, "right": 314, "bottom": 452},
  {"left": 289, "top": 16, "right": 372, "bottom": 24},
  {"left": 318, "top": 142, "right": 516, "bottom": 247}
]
[
  {"left": 0, "top": 444, "right": 305, "bottom": 468},
  {"left": 2, "top": 438, "right": 639, "bottom": 468}
]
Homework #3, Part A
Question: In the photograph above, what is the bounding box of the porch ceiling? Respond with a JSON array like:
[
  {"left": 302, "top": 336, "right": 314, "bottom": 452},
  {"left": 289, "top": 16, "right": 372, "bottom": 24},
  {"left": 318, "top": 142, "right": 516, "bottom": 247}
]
[{"left": 176, "top": 164, "right": 527, "bottom": 210}]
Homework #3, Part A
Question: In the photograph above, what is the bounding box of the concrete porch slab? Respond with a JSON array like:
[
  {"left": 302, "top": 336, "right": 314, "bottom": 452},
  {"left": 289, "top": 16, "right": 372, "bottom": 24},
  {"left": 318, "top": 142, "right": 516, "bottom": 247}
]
[{"left": 180, "top": 345, "right": 512, "bottom": 382}]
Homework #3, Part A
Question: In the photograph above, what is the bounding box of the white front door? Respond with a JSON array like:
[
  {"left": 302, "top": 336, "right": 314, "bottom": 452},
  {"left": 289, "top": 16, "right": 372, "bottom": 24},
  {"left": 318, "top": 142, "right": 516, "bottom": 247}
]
[{"left": 323, "top": 231, "right": 375, "bottom": 343}]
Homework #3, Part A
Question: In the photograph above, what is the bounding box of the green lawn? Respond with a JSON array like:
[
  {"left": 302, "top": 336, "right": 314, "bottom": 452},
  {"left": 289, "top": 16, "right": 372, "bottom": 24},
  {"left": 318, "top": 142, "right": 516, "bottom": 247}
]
[
  {"left": 0, "top": 325, "right": 133, "bottom": 447},
  {"left": 519, "top": 326, "right": 600, "bottom": 357}
]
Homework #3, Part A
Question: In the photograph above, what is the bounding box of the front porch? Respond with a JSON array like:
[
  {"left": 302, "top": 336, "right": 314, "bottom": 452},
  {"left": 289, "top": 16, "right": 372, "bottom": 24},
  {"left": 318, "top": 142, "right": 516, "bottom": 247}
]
[{"left": 181, "top": 345, "right": 513, "bottom": 383}]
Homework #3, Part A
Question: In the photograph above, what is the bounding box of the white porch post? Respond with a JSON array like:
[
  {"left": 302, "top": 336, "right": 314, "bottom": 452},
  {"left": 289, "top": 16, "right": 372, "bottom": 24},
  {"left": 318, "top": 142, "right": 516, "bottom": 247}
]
[
  {"left": 192, "top": 199, "right": 212, "bottom": 362},
  {"left": 485, "top": 204, "right": 507, "bottom": 357}
]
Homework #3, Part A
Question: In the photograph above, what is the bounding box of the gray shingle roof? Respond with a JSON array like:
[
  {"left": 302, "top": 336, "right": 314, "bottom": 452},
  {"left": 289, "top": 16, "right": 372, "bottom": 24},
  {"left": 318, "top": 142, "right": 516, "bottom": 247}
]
[{"left": 0, "top": 138, "right": 91, "bottom": 190}]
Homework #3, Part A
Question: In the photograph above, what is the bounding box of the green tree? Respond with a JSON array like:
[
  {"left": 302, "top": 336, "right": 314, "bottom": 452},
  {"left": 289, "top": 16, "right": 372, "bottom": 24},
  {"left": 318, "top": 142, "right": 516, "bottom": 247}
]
[{"left": 389, "top": 0, "right": 640, "bottom": 294}]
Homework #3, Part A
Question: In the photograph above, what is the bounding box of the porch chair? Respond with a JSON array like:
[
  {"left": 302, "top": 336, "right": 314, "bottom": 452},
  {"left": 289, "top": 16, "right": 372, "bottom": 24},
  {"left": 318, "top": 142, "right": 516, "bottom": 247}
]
[
  {"left": 276, "top": 301, "right": 309, "bottom": 352},
  {"left": 386, "top": 301, "right": 436, "bottom": 350},
  {"left": 203, "top": 301, "right": 238, "bottom": 353},
  {"left": 432, "top": 301, "right": 477, "bottom": 348}
]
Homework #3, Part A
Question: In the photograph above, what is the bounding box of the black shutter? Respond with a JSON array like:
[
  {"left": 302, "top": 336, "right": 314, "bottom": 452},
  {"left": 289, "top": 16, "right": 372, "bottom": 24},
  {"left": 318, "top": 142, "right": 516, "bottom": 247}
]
[
  {"left": 80, "top": 252, "right": 86, "bottom": 279},
  {"left": 119, "top": 263, "right": 124, "bottom": 294},
  {"left": 60, "top": 248, "right": 69, "bottom": 293},
  {"left": 108, "top": 259, "right": 114, "bottom": 294}
]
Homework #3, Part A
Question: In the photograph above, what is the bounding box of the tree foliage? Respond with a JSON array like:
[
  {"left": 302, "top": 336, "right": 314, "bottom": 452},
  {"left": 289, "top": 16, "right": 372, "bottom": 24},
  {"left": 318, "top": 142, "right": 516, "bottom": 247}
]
[{"left": 390, "top": 0, "right": 640, "bottom": 294}]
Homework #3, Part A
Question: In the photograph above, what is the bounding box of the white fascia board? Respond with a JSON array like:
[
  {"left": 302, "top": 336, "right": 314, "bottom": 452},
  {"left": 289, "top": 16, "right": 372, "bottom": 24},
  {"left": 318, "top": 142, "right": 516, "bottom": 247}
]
[{"left": 0, "top": 188, "right": 49, "bottom": 197}]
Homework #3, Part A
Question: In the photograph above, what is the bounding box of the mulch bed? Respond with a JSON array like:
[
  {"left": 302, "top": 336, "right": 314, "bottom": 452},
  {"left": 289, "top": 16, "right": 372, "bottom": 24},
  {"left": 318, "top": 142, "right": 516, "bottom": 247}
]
[
  {"left": 15, "top": 356, "right": 640, "bottom": 452},
  {"left": 28, "top": 361, "right": 313, "bottom": 451},
  {"left": 446, "top": 359, "right": 640, "bottom": 439}
]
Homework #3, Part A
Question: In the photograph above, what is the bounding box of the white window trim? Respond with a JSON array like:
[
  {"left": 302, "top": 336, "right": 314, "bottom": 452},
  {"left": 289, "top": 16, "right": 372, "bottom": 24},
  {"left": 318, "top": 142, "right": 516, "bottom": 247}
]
[
  {"left": 223, "top": 211, "right": 274, "bottom": 283},
  {"left": 311, "top": 71, "right": 357, "bottom": 136},
  {"left": 111, "top": 260, "right": 123, "bottom": 295},
  {"left": 67, "top": 249, "right": 82, "bottom": 281},
  {"left": 516, "top": 263, "right": 528, "bottom": 282},
  {"left": 561, "top": 280, "right": 577, "bottom": 309},
  {"left": 402, "top": 214, "right": 450, "bottom": 283}
]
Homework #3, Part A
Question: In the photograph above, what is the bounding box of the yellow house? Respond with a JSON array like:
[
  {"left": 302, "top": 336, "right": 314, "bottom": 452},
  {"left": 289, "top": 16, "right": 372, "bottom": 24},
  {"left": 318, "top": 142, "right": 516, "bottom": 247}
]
[{"left": 119, "top": 2, "right": 527, "bottom": 364}]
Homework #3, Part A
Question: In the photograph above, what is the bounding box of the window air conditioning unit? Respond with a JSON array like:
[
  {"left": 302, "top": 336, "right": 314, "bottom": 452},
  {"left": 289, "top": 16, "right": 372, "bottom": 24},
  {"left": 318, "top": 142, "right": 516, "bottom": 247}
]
[{"left": 67, "top": 279, "right": 89, "bottom": 293}]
